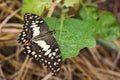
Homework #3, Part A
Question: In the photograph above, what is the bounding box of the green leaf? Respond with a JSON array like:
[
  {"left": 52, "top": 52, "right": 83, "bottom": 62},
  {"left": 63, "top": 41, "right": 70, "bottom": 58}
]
[
  {"left": 98, "top": 12, "right": 118, "bottom": 27},
  {"left": 63, "top": 0, "right": 80, "bottom": 7},
  {"left": 79, "top": 6, "right": 120, "bottom": 41},
  {"left": 45, "top": 18, "right": 96, "bottom": 60},
  {"left": 21, "top": 0, "right": 52, "bottom": 16},
  {"left": 96, "top": 12, "right": 120, "bottom": 41},
  {"left": 79, "top": 6, "right": 99, "bottom": 20}
]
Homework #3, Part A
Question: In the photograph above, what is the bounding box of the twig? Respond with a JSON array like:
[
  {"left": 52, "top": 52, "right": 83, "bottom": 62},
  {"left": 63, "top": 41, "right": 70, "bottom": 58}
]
[
  {"left": 0, "top": 8, "right": 20, "bottom": 32},
  {"left": 3, "top": 23, "right": 23, "bottom": 28},
  {"left": 113, "top": 0, "right": 118, "bottom": 15},
  {"left": 113, "top": 52, "right": 120, "bottom": 68},
  {"left": 66, "top": 60, "right": 72, "bottom": 80},
  {"left": 42, "top": 73, "right": 53, "bottom": 80},
  {"left": 96, "top": 68, "right": 120, "bottom": 78},
  {"left": 15, "top": 45, "right": 23, "bottom": 60},
  {"left": 71, "top": 58, "right": 93, "bottom": 80},
  {"left": 0, "top": 65, "right": 6, "bottom": 80},
  {"left": 14, "top": 55, "right": 31, "bottom": 80},
  {"left": 0, "top": 5, "right": 23, "bottom": 20},
  {"left": 0, "top": 54, "right": 19, "bottom": 69},
  {"left": 88, "top": 48, "right": 103, "bottom": 67},
  {"left": 1, "top": 28, "right": 21, "bottom": 33},
  {"left": 0, "top": 54, "right": 15, "bottom": 62},
  {"left": 47, "top": 0, "right": 61, "bottom": 17},
  {"left": 61, "top": 66, "right": 69, "bottom": 79},
  {"left": 0, "top": 34, "right": 17, "bottom": 41},
  {"left": 22, "top": 58, "right": 32, "bottom": 80},
  {"left": 82, "top": 57, "right": 106, "bottom": 80}
]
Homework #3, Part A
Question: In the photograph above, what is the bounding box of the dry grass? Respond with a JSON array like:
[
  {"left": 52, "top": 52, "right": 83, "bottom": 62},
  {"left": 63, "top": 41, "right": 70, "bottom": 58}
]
[{"left": 0, "top": 0, "right": 120, "bottom": 80}]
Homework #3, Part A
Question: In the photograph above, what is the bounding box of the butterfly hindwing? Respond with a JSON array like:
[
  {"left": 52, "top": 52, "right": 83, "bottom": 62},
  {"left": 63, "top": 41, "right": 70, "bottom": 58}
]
[
  {"left": 23, "top": 36, "right": 62, "bottom": 75},
  {"left": 34, "top": 35, "right": 62, "bottom": 75}
]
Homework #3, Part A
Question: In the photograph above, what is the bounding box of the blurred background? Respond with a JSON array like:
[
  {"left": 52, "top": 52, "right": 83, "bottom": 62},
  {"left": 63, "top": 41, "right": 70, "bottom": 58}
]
[{"left": 0, "top": 0, "right": 120, "bottom": 80}]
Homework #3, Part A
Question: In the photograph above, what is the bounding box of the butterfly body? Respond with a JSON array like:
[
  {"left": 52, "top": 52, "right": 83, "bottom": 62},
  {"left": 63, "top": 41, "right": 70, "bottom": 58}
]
[{"left": 18, "top": 13, "right": 62, "bottom": 75}]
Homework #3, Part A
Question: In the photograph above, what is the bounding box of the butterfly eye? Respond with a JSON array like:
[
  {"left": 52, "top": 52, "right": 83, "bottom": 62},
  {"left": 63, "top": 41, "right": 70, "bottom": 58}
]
[{"left": 18, "top": 13, "right": 62, "bottom": 75}]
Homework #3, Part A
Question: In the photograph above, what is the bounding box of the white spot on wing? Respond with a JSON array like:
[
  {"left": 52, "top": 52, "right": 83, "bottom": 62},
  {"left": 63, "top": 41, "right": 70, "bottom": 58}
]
[
  {"left": 48, "top": 53, "right": 52, "bottom": 58},
  {"left": 54, "top": 62, "right": 57, "bottom": 65},
  {"left": 26, "top": 21, "right": 29, "bottom": 23},
  {"left": 48, "top": 62, "right": 50, "bottom": 64},
  {"left": 52, "top": 52, "right": 56, "bottom": 56},
  {"left": 22, "top": 32, "right": 25, "bottom": 34},
  {"left": 35, "top": 40, "right": 50, "bottom": 51},
  {"left": 40, "top": 20, "right": 43, "bottom": 23},
  {"left": 27, "top": 50, "right": 31, "bottom": 53},
  {"left": 21, "top": 38, "right": 24, "bottom": 40},
  {"left": 26, "top": 46, "right": 30, "bottom": 49},
  {"left": 52, "top": 68, "right": 54, "bottom": 70},
  {"left": 35, "top": 16, "right": 38, "bottom": 18},
  {"left": 34, "top": 55, "right": 37, "bottom": 58},
  {"left": 25, "top": 23, "right": 28, "bottom": 25},
  {"left": 23, "top": 39, "right": 26, "bottom": 42},
  {"left": 32, "top": 21, "right": 34, "bottom": 23},
  {"left": 41, "top": 59, "right": 44, "bottom": 61},
  {"left": 58, "top": 59, "right": 61, "bottom": 62},
  {"left": 31, "top": 51, "right": 35, "bottom": 55},
  {"left": 32, "top": 27, "right": 40, "bottom": 37},
  {"left": 57, "top": 68, "right": 60, "bottom": 71},
  {"left": 31, "top": 22, "right": 36, "bottom": 25},
  {"left": 51, "top": 56, "right": 54, "bottom": 59},
  {"left": 22, "top": 34, "right": 26, "bottom": 36},
  {"left": 55, "top": 48, "right": 59, "bottom": 52},
  {"left": 44, "top": 49, "right": 51, "bottom": 56},
  {"left": 45, "top": 60, "right": 47, "bottom": 63},
  {"left": 29, "top": 16, "right": 33, "bottom": 19},
  {"left": 35, "top": 21, "right": 39, "bottom": 23},
  {"left": 56, "top": 55, "right": 61, "bottom": 58},
  {"left": 30, "top": 24, "right": 38, "bottom": 28},
  {"left": 38, "top": 55, "right": 41, "bottom": 57},
  {"left": 43, "top": 45, "right": 50, "bottom": 51},
  {"left": 25, "top": 29, "right": 28, "bottom": 31},
  {"left": 35, "top": 40, "right": 46, "bottom": 48}
]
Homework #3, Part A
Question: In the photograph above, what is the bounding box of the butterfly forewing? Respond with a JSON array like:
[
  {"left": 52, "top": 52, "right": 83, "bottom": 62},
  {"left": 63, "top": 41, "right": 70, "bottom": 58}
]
[
  {"left": 18, "top": 13, "right": 62, "bottom": 75},
  {"left": 18, "top": 13, "right": 49, "bottom": 44}
]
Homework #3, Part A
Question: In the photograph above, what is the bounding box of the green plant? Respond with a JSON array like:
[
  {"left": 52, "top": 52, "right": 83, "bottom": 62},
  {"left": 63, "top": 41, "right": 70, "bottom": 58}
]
[{"left": 21, "top": 0, "right": 120, "bottom": 60}]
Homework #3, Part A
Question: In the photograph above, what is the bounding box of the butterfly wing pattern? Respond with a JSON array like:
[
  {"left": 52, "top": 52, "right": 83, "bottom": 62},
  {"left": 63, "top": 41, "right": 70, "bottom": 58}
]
[{"left": 18, "top": 13, "right": 62, "bottom": 75}]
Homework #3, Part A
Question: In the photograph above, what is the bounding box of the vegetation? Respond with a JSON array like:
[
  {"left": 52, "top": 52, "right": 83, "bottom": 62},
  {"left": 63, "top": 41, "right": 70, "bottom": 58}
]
[{"left": 0, "top": 0, "right": 120, "bottom": 80}]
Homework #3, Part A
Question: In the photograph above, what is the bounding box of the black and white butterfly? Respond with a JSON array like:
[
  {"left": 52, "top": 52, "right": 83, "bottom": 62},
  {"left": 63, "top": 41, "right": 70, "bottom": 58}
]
[{"left": 18, "top": 13, "right": 62, "bottom": 75}]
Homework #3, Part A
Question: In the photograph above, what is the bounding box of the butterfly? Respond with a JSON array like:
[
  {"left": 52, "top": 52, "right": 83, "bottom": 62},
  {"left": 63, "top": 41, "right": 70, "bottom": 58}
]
[{"left": 18, "top": 13, "right": 62, "bottom": 75}]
